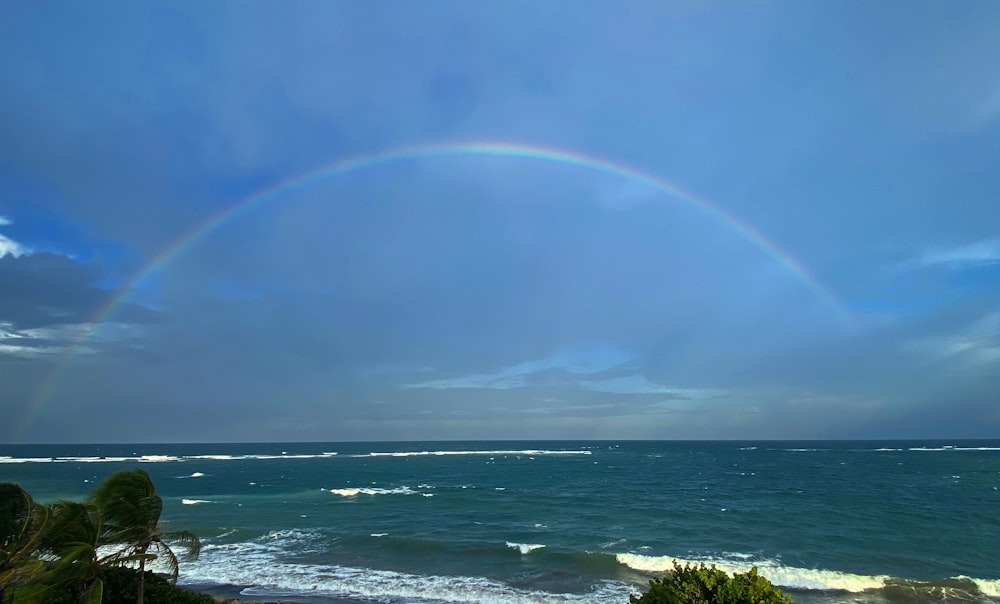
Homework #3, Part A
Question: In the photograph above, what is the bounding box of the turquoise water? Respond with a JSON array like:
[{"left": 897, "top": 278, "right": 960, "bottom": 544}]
[{"left": 2, "top": 441, "right": 998, "bottom": 603}]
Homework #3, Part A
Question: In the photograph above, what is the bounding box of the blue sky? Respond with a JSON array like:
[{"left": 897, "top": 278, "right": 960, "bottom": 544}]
[{"left": 1, "top": 1, "right": 998, "bottom": 442}]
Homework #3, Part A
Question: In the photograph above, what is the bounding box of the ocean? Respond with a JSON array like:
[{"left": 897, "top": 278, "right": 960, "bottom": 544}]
[{"left": 2, "top": 441, "right": 998, "bottom": 604}]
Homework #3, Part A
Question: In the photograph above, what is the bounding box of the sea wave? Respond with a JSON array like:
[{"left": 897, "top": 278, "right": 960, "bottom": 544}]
[
  {"left": 0, "top": 449, "right": 591, "bottom": 464},
  {"left": 506, "top": 541, "right": 546, "bottom": 554},
  {"left": 181, "top": 541, "right": 628, "bottom": 604},
  {"left": 617, "top": 553, "right": 888, "bottom": 592},
  {"left": 615, "top": 553, "right": 1000, "bottom": 600},
  {"left": 0, "top": 452, "right": 341, "bottom": 464},
  {"left": 181, "top": 499, "right": 212, "bottom": 505},
  {"left": 328, "top": 486, "right": 420, "bottom": 497},
  {"left": 176, "top": 527, "right": 1000, "bottom": 604},
  {"left": 909, "top": 447, "right": 1000, "bottom": 452},
  {"left": 972, "top": 578, "right": 1000, "bottom": 598},
  {"left": 365, "top": 449, "right": 592, "bottom": 457}
]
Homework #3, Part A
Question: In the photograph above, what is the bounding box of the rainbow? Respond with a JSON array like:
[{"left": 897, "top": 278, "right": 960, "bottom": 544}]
[{"left": 21, "top": 141, "right": 850, "bottom": 436}]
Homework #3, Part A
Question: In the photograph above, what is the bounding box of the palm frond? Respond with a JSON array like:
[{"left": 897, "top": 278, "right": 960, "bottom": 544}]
[
  {"left": 151, "top": 541, "right": 181, "bottom": 583},
  {"left": 160, "top": 530, "right": 202, "bottom": 561},
  {"left": 90, "top": 469, "right": 163, "bottom": 544}
]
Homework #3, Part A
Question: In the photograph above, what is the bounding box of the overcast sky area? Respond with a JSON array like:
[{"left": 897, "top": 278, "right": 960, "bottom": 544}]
[{"left": 1, "top": 2, "right": 999, "bottom": 443}]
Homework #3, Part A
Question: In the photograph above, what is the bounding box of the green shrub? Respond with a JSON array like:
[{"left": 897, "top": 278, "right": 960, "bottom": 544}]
[
  {"left": 16, "top": 568, "right": 213, "bottom": 604},
  {"left": 99, "top": 568, "right": 213, "bottom": 604},
  {"left": 630, "top": 561, "right": 791, "bottom": 604}
]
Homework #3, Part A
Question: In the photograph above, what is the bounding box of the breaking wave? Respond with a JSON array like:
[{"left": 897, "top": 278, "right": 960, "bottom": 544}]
[
  {"left": 329, "top": 486, "right": 423, "bottom": 497},
  {"left": 506, "top": 541, "right": 546, "bottom": 554},
  {"left": 0, "top": 452, "right": 340, "bottom": 464},
  {"left": 364, "top": 449, "right": 592, "bottom": 457},
  {"left": 615, "top": 553, "right": 999, "bottom": 601},
  {"left": 180, "top": 536, "right": 627, "bottom": 604}
]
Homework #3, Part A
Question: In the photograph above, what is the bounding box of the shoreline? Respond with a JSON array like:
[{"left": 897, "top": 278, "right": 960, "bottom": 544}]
[{"left": 187, "top": 582, "right": 369, "bottom": 604}]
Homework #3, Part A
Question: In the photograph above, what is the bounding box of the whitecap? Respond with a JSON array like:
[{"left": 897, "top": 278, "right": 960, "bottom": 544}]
[
  {"left": 329, "top": 486, "right": 417, "bottom": 497},
  {"left": 0, "top": 456, "right": 57, "bottom": 463},
  {"left": 615, "top": 553, "right": 889, "bottom": 592},
  {"left": 969, "top": 577, "right": 1000, "bottom": 597},
  {"left": 181, "top": 499, "right": 212, "bottom": 505},
  {"left": 178, "top": 537, "right": 629, "bottom": 604},
  {"left": 367, "top": 449, "right": 592, "bottom": 457},
  {"left": 506, "top": 541, "right": 546, "bottom": 554},
  {"left": 139, "top": 455, "right": 181, "bottom": 463}
]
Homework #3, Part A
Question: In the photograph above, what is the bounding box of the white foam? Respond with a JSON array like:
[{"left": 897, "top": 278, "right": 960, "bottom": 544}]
[
  {"left": 180, "top": 542, "right": 627, "bottom": 604},
  {"left": 254, "top": 452, "right": 338, "bottom": 460},
  {"left": 328, "top": 486, "right": 417, "bottom": 497},
  {"left": 139, "top": 455, "right": 182, "bottom": 462},
  {"left": 367, "top": 449, "right": 592, "bottom": 457},
  {"left": 909, "top": 446, "right": 1000, "bottom": 452},
  {"left": 506, "top": 542, "right": 546, "bottom": 554},
  {"left": 0, "top": 449, "right": 590, "bottom": 465},
  {"left": 181, "top": 499, "right": 212, "bottom": 505},
  {"left": 0, "top": 456, "right": 55, "bottom": 463},
  {"left": 370, "top": 533, "right": 388, "bottom": 537},
  {"left": 968, "top": 577, "right": 1000, "bottom": 598},
  {"left": 615, "top": 553, "right": 889, "bottom": 592},
  {"left": 262, "top": 529, "right": 315, "bottom": 541}
]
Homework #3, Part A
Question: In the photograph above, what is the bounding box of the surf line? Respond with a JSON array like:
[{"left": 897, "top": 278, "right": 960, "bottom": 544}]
[{"left": 22, "top": 140, "right": 850, "bottom": 434}]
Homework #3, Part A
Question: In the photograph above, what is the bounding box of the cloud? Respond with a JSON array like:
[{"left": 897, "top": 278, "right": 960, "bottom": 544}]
[
  {"left": 0, "top": 253, "right": 164, "bottom": 361},
  {"left": 0, "top": 321, "right": 145, "bottom": 359},
  {"left": 917, "top": 239, "right": 1000, "bottom": 269},
  {"left": 0, "top": 217, "right": 30, "bottom": 258},
  {"left": 908, "top": 311, "right": 1000, "bottom": 370},
  {"left": 972, "top": 84, "right": 1000, "bottom": 129},
  {"left": 578, "top": 375, "right": 725, "bottom": 398},
  {"left": 0, "top": 234, "right": 27, "bottom": 258},
  {"left": 403, "top": 346, "right": 637, "bottom": 390}
]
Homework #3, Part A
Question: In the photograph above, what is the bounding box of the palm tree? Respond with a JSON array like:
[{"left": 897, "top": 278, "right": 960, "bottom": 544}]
[
  {"left": 0, "top": 483, "right": 49, "bottom": 603},
  {"left": 29, "top": 501, "right": 115, "bottom": 604},
  {"left": 89, "top": 470, "right": 200, "bottom": 604}
]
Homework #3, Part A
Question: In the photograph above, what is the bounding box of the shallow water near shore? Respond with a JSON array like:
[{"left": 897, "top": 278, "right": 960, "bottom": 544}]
[{"left": 3, "top": 440, "right": 998, "bottom": 604}]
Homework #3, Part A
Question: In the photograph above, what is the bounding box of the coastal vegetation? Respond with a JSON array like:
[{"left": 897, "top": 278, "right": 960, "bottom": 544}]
[
  {"left": 0, "top": 471, "right": 207, "bottom": 604},
  {"left": 631, "top": 561, "right": 792, "bottom": 604}
]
